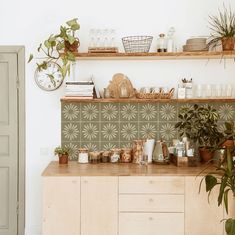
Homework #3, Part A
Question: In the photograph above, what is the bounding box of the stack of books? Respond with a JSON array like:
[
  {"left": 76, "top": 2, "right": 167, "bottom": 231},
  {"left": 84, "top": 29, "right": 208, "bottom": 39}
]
[{"left": 65, "top": 81, "right": 95, "bottom": 99}]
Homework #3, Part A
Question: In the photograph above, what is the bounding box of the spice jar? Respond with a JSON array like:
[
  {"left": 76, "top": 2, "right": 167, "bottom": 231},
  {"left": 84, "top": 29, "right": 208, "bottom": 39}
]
[
  {"left": 157, "top": 33, "right": 167, "bottom": 52},
  {"left": 120, "top": 148, "right": 132, "bottom": 163},
  {"left": 132, "top": 140, "right": 144, "bottom": 164},
  {"left": 110, "top": 149, "right": 121, "bottom": 163},
  {"left": 89, "top": 151, "right": 101, "bottom": 164},
  {"left": 78, "top": 148, "right": 89, "bottom": 163},
  {"left": 101, "top": 151, "right": 111, "bottom": 163}
]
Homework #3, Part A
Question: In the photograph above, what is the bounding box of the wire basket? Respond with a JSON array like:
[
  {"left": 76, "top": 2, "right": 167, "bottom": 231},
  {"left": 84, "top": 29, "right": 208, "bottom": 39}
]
[{"left": 122, "top": 36, "right": 153, "bottom": 53}]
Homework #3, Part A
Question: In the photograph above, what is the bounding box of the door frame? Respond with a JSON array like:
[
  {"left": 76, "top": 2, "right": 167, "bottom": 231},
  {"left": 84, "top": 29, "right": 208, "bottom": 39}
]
[{"left": 0, "top": 46, "right": 25, "bottom": 235}]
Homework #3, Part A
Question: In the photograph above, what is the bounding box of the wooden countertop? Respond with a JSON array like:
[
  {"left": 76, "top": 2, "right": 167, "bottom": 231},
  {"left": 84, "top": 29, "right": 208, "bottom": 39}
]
[{"left": 42, "top": 161, "right": 213, "bottom": 177}]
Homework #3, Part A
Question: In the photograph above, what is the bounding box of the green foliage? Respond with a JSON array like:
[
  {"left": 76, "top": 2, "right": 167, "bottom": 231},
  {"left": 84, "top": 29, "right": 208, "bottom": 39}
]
[
  {"left": 201, "top": 147, "right": 235, "bottom": 235},
  {"left": 175, "top": 104, "right": 223, "bottom": 147},
  {"left": 54, "top": 146, "right": 71, "bottom": 156},
  {"left": 28, "top": 18, "right": 80, "bottom": 81},
  {"left": 207, "top": 5, "right": 235, "bottom": 48}
]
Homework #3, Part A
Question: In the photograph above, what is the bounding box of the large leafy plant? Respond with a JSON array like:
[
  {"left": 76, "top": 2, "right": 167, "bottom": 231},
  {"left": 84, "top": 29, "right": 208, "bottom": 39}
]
[
  {"left": 28, "top": 18, "right": 80, "bottom": 81},
  {"left": 175, "top": 104, "right": 223, "bottom": 148},
  {"left": 200, "top": 147, "right": 235, "bottom": 235},
  {"left": 207, "top": 5, "right": 235, "bottom": 48}
]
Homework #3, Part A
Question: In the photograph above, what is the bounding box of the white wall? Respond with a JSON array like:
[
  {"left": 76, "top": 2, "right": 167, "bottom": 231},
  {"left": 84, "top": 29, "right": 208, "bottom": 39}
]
[{"left": 0, "top": 0, "right": 235, "bottom": 234}]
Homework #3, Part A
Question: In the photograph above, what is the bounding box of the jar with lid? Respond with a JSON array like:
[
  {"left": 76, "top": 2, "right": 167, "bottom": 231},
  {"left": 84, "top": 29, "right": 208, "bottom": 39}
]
[
  {"left": 120, "top": 148, "right": 132, "bottom": 163},
  {"left": 101, "top": 151, "right": 111, "bottom": 163},
  {"left": 78, "top": 148, "right": 89, "bottom": 163},
  {"left": 89, "top": 151, "right": 101, "bottom": 164},
  {"left": 110, "top": 149, "right": 121, "bottom": 163},
  {"left": 157, "top": 33, "right": 167, "bottom": 52}
]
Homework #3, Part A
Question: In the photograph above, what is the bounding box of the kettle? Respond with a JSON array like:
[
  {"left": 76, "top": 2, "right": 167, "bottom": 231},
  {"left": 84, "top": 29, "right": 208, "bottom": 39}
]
[{"left": 152, "top": 140, "right": 169, "bottom": 164}]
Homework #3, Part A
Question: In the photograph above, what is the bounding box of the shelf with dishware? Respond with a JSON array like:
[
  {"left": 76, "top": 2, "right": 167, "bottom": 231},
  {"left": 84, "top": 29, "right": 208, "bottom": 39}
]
[
  {"left": 71, "top": 51, "right": 235, "bottom": 60},
  {"left": 61, "top": 97, "right": 235, "bottom": 103}
]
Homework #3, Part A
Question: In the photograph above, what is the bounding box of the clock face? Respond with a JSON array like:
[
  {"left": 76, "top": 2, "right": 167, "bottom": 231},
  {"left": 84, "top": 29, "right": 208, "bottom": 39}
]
[{"left": 34, "top": 62, "right": 64, "bottom": 91}]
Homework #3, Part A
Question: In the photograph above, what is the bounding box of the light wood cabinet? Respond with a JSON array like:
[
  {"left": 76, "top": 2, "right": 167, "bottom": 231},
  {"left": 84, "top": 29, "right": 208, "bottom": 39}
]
[
  {"left": 81, "top": 176, "right": 118, "bottom": 235},
  {"left": 185, "top": 176, "right": 224, "bottom": 235},
  {"left": 42, "top": 177, "right": 80, "bottom": 235}
]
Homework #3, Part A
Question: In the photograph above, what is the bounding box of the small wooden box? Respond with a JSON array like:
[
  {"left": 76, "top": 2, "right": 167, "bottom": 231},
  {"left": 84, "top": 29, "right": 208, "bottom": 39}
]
[{"left": 170, "top": 154, "right": 188, "bottom": 167}]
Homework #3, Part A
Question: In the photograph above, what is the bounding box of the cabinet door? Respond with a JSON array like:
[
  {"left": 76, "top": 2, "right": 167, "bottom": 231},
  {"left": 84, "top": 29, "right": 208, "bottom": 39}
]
[
  {"left": 185, "top": 176, "right": 223, "bottom": 235},
  {"left": 81, "top": 176, "right": 118, "bottom": 235},
  {"left": 42, "top": 177, "right": 80, "bottom": 235},
  {"left": 119, "top": 213, "right": 184, "bottom": 235}
]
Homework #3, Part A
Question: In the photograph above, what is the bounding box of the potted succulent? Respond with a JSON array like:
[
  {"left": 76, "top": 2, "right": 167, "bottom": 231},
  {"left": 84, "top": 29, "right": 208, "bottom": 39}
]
[
  {"left": 175, "top": 104, "right": 223, "bottom": 162},
  {"left": 54, "top": 146, "right": 71, "bottom": 164},
  {"left": 28, "top": 18, "right": 80, "bottom": 80},
  {"left": 200, "top": 146, "right": 235, "bottom": 235},
  {"left": 207, "top": 5, "right": 235, "bottom": 51}
]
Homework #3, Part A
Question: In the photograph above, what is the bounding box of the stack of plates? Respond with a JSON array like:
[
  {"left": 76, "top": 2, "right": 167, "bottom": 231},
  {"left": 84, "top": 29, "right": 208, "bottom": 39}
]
[{"left": 183, "top": 38, "right": 208, "bottom": 52}]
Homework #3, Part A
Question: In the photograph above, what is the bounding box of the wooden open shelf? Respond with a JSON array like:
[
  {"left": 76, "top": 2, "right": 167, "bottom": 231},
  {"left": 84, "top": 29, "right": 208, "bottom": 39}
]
[
  {"left": 61, "top": 97, "right": 235, "bottom": 103},
  {"left": 72, "top": 51, "right": 235, "bottom": 60}
]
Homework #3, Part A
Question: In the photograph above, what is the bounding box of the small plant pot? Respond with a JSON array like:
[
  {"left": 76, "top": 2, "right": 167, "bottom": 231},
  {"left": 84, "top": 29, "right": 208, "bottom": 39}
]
[
  {"left": 59, "top": 154, "right": 69, "bottom": 164},
  {"left": 222, "top": 37, "right": 235, "bottom": 51},
  {"left": 199, "top": 147, "right": 214, "bottom": 163},
  {"left": 64, "top": 40, "right": 80, "bottom": 52}
]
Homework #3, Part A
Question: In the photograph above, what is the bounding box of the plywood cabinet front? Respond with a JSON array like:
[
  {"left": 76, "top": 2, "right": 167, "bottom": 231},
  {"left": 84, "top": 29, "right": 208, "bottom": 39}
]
[
  {"left": 81, "top": 176, "right": 118, "bottom": 235},
  {"left": 185, "top": 176, "right": 224, "bottom": 235},
  {"left": 42, "top": 177, "right": 80, "bottom": 235}
]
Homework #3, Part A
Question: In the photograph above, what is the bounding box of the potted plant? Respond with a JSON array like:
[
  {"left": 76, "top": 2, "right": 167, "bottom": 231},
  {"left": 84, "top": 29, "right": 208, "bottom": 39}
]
[
  {"left": 54, "top": 146, "right": 71, "bottom": 164},
  {"left": 221, "top": 122, "right": 235, "bottom": 147},
  {"left": 200, "top": 147, "right": 235, "bottom": 235},
  {"left": 207, "top": 5, "right": 235, "bottom": 51},
  {"left": 175, "top": 104, "right": 223, "bottom": 162},
  {"left": 28, "top": 18, "right": 80, "bottom": 80}
]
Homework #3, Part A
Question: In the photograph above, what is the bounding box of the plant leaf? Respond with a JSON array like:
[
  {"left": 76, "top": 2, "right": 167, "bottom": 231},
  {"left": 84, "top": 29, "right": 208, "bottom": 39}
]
[
  {"left": 205, "top": 175, "right": 217, "bottom": 192},
  {"left": 225, "top": 218, "right": 235, "bottom": 235},
  {"left": 27, "top": 54, "right": 33, "bottom": 63}
]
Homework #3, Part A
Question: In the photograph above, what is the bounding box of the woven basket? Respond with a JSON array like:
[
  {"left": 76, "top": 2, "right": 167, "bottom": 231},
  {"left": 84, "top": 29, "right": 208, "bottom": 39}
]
[
  {"left": 136, "top": 88, "right": 174, "bottom": 99},
  {"left": 122, "top": 36, "right": 153, "bottom": 53}
]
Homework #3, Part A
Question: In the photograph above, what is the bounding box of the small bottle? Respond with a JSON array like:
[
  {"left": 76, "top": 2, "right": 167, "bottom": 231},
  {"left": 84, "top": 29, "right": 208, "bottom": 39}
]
[
  {"left": 167, "top": 27, "right": 176, "bottom": 52},
  {"left": 157, "top": 34, "right": 167, "bottom": 52}
]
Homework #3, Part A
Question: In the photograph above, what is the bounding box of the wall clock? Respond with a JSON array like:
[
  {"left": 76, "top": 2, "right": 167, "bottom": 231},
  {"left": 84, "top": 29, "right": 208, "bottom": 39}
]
[{"left": 34, "top": 62, "right": 63, "bottom": 91}]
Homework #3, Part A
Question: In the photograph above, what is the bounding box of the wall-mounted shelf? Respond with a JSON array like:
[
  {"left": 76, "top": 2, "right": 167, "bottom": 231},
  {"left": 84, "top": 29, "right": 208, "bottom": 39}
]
[
  {"left": 61, "top": 97, "right": 235, "bottom": 103},
  {"left": 72, "top": 51, "right": 235, "bottom": 60}
]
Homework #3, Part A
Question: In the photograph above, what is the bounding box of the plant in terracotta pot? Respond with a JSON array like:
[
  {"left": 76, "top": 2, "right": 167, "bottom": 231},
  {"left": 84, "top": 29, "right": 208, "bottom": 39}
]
[
  {"left": 200, "top": 146, "right": 235, "bottom": 235},
  {"left": 175, "top": 104, "right": 223, "bottom": 162},
  {"left": 207, "top": 5, "right": 235, "bottom": 51},
  {"left": 54, "top": 146, "right": 71, "bottom": 164},
  {"left": 28, "top": 18, "right": 80, "bottom": 80}
]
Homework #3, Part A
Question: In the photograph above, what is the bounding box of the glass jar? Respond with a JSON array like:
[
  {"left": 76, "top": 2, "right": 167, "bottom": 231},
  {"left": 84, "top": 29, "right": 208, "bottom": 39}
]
[
  {"left": 101, "top": 151, "right": 111, "bottom": 163},
  {"left": 120, "top": 148, "right": 132, "bottom": 163},
  {"left": 132, "top": 140, "right": 144, "bottom": 164},
  {"left": 89, "top": 151, "right": 101, "bottom": 164},
  {"left": 110, "top": 149, "right": 121, "bottom": 163},
  {"left": 157, "top": 33, "right": 167, "bottom": 52},
  {"left": 78, "top": 148, "right": 89, "bottom": 163}
]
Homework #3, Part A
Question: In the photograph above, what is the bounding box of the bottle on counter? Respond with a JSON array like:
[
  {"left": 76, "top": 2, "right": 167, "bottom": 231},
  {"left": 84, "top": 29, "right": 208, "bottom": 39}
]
[{"left": 157, "top": 34, "right": 167, "bottom": 52}]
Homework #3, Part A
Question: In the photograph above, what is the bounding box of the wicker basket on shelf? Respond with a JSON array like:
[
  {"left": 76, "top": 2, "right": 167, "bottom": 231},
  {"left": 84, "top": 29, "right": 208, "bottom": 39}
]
[
  {"left": 122, "top": 36, "right": 153, "bottom": 53},
  {"left": 161, "top": 88, "right": 175, "bottom": 99},
  {"left": 136, "top": 88, "right": 174, "bottom": 99}
]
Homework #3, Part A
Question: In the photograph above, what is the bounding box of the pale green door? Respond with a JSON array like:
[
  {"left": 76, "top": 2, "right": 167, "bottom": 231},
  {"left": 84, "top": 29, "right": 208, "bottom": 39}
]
[{"left": 0, "top": 53, "right": 18, "bottom": 235}]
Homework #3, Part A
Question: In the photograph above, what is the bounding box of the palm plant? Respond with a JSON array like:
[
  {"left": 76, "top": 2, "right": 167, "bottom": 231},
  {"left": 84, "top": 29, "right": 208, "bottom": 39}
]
[{"left": 207, "top": 5, "right": 235, "bottom": 50}]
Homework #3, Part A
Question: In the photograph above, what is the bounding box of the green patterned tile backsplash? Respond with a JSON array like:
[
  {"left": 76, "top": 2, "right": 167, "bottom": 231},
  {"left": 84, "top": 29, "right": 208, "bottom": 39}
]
[{"left": 61, "top": 101, "right": 235, "bottom": 160}]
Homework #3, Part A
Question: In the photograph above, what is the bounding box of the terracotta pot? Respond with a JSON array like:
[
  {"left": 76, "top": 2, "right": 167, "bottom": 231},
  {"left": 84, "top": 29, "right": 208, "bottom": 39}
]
[
  {"left": 199, "top": 147, "right": 214, "bottom": 163},
  {"left": 222, "top": 140, "right": 235, "bottom": 148},
  {"left": 59, "top": 154, "right": 69, "bottom": 164},
  {"left": 64, "top": 39, "right": 80, "bottom": 52},
  {"left": 222, "top": 37, "right": 235, "bottom": 51}
]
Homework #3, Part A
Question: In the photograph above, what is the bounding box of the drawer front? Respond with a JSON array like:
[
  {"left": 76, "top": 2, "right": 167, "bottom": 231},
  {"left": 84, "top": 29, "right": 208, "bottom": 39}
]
[
  {"left": 119, "top": 176, "right": 184, "bottom": 194},
  {"left": 119, "top": 194, "right": 184, "bottom": 212},
  {"left": 119, "top": 213, "right": 184, "bottom": 235}
]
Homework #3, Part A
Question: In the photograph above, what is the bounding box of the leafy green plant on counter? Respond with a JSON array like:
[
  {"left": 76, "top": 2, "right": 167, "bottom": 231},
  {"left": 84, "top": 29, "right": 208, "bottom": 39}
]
[
  {"left": 200, "top": 147, "right": 235, "bottom": 235},
  {"left": 54, "top": 146, "right": 71, "bottom": 156},
  {"left": 28, "top": 18, "right": 80, "bottom": 83}
]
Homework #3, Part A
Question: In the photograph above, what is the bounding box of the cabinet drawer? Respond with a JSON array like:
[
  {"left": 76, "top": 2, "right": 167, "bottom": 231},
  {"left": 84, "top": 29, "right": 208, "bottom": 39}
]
[
  {"left": 119, "top": 176, "right": 184, "bottom": 194},
  {"left": 119, "top": 213, "right": 184, "bottom": 235},
  {"left": 119, "top": 194, "right": 184, "bottom": 212}
]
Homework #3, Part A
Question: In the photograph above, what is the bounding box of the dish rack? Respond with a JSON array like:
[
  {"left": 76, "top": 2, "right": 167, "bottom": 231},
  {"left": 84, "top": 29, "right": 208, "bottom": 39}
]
[{"left": 122, "top": 36, "right": 153, "bottom": 53}]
